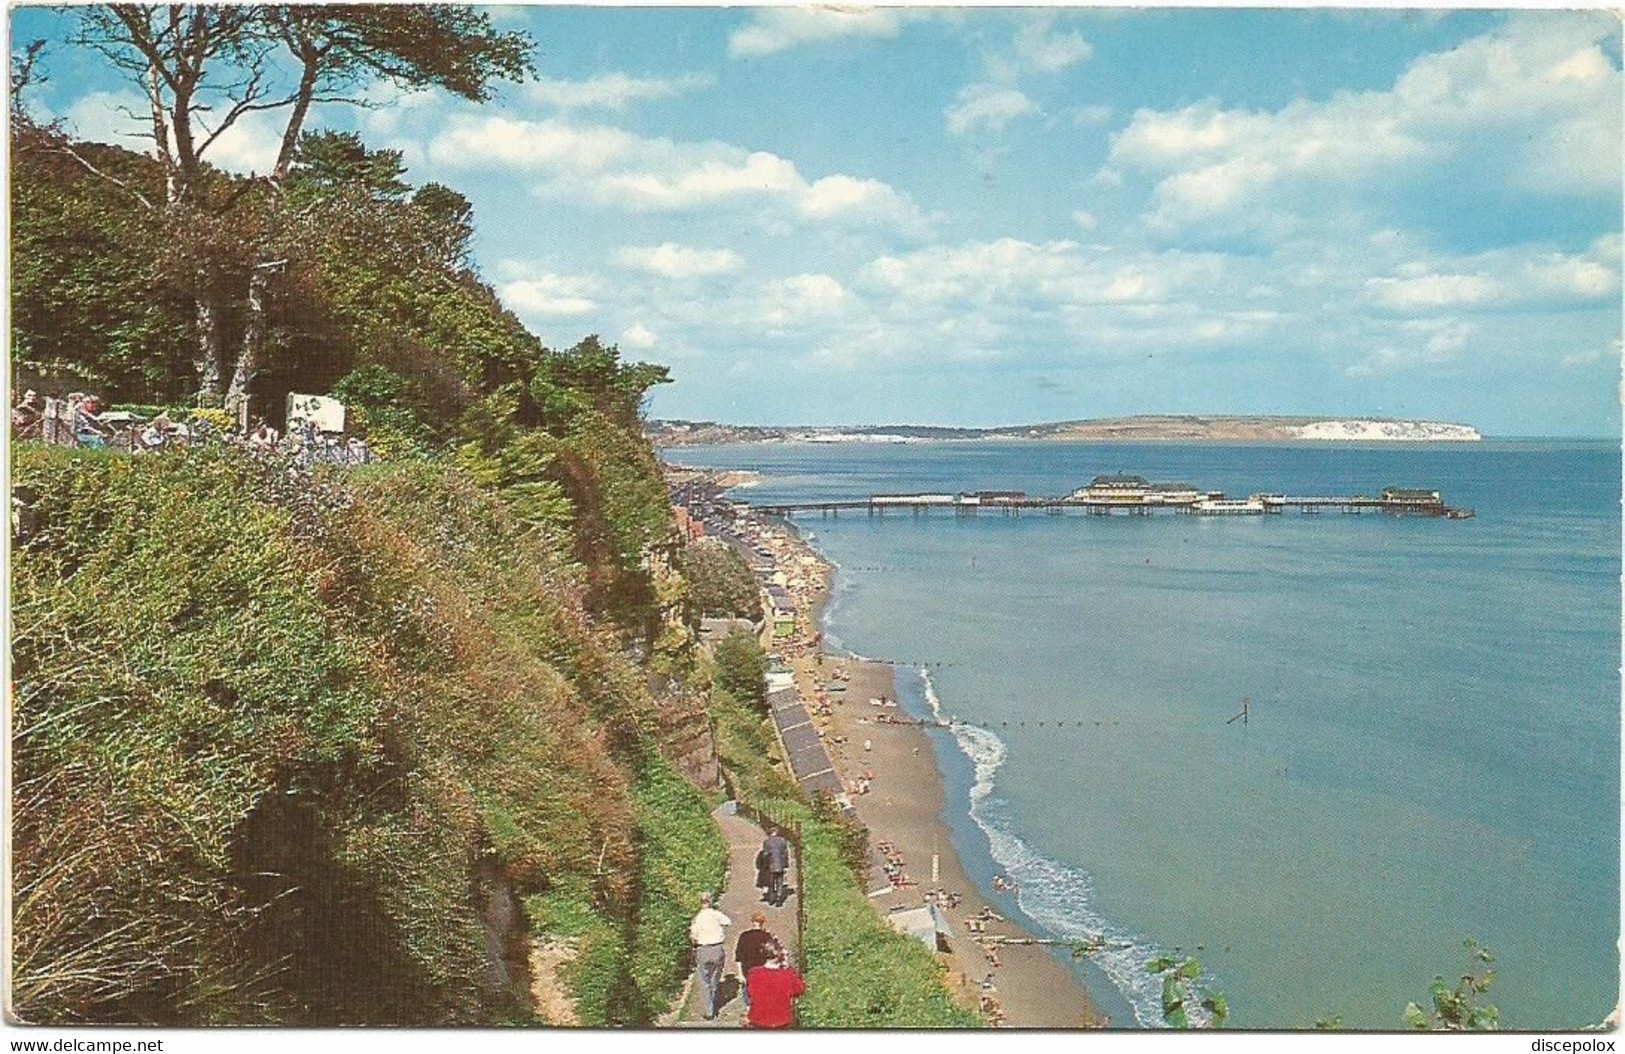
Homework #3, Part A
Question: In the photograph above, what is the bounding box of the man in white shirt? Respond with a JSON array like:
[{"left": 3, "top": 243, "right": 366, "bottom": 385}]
[{"left": 688, "top": 891, "right": 732, "bottom": 1019}]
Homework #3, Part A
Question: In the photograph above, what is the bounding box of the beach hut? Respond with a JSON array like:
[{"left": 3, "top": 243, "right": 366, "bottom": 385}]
[{"left": 886, "top": 905, "right": 954, "bottom": 952}]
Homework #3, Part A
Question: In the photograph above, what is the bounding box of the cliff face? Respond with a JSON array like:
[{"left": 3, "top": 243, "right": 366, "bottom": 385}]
[{"left": 10, "top": 447, "right": 723, "bottom": 1025}]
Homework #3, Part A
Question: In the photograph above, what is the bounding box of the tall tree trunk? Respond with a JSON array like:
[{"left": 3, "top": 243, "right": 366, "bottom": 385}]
[
  {"left": 194, "top": 266, "right": 225, "bottom": 407},
  {"left": 225, "top": 265, "right": 269, "bottom": 423},
  {"left": 147, "top": 62, "right": 177, "bottom": 205},
  {"left": 272, "top": 55, "right": 320, "bottom": 182}
]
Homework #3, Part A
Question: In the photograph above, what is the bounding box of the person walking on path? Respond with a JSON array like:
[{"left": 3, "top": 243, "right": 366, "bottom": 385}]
[
  {"left": 745, "top": 954, "right": 805, "bottom": 1029},
  {"left": 689, "top": 892, "right": 732, "bottom": 1020},
  {"left": 761, "top": 827, "right": 790, "bottom": 906},
  {"left": 733, "top": 913, "right": 785, "bottom": 1011}
]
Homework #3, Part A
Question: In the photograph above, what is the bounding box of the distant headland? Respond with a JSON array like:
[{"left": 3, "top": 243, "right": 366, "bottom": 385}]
[{"left": 649, "top": 415, "right": 1483, "bottom": 447}]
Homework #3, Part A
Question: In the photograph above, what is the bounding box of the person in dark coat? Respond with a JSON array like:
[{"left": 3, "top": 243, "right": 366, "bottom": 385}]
[
  {"left": 733, "top": 912, "right": 785, "bottom": 1011},
  {"left": 761, "top": 827, "right": 790, "bottom": 906}
]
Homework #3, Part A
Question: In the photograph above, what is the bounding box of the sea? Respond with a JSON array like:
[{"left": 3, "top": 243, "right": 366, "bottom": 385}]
[{"left": 668, "top": 438, "right": 1621, "bottom": 1030}]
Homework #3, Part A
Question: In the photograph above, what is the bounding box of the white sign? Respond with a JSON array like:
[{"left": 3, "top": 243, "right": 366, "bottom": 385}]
[{"left": 286, "top": 393, "right": 346, "bottom": 434}]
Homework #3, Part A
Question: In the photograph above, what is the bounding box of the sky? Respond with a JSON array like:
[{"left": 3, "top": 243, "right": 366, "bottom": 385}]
[{"left": 11, "top": 6, "right": 1624, "bottom": 436}]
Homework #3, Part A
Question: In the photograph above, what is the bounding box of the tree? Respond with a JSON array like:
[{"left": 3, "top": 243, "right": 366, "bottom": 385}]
[
  {"left": 713, "top": 631, "right": 768, "bottom": 712},
  {"left": 530, "top": 335, "right": 671, "bottom": 435},
  {"left": 284, "top": 129, "right": 410, "bottom": 202},
  {"left": 61, "top": 4, "right": 535, "bottom": 408},
  {"left": 1404, "top": 939, "right": 1499, "bottom": 1031},
  {"left": 682, "top": 539, "right": 762, "bottom": 621}
]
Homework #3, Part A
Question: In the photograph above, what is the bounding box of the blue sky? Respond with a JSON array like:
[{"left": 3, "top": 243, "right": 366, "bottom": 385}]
[{"left": 12, "top": 6, "right": 1623, "bottom": 435}]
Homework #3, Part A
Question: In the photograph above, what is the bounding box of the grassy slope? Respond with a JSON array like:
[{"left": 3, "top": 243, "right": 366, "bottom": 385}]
[{"left": 9, "top": 445, "right": 721, "bottom": 1025}]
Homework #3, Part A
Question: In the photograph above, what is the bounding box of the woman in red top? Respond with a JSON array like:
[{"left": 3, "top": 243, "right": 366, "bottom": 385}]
[{"left": 744, "top": 958, "right": 805, "bottom": 1028}]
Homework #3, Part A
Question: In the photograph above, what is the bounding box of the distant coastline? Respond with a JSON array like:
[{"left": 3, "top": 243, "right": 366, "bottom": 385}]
[{"left": 650, "top": 414, "right": 1483, "bottom": 447}]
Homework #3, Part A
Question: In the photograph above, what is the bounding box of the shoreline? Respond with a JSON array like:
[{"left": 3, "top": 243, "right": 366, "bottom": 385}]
[{"left": 737, "top": 505, "right": 1103, "bottom": 1028}]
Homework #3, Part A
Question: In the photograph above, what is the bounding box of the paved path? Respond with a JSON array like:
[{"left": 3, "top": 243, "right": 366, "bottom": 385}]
[{"left": 675, "top": 804, "right": 799, "bottom": 1027}]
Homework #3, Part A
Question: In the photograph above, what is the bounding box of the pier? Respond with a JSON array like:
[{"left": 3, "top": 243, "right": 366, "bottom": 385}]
[{"left": 744, "top": 478, "right": 1474, "bottom": 520}]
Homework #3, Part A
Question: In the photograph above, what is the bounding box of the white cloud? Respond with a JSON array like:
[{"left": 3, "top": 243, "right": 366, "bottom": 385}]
[
  {"left": 1110, "top": 14, "right": 1622, "bottom": 235},
  {"left": 526, "top": 72, "right": 715, "bottom": 111},
  {"left": 65, "top": 90, "right": 150, "bottom": 148},
  {"left": 861, "top": 238, "right": 1244, "bottom": 314},
  {"left": 764, "top": 274, "right": 849, "bottom": 325},
  {"left": 1558, "top": 338, "right": 1620, "bottom": 368},
  {"left": 1072, "top": 210, "right": 1099, "bottom": 231},
  {"left": 616, "top": 243, "right": 744, "bottom": 278},
  {"left": 198, "top": 108, "right": 283, "bottom": 174},
  {"left": 499, "top": 273, "right": 600, "bottom": 316},
  {"left": 425, "top": 115, "right": 930, "bottom": 234},
  {"left": 798, "top": 175, "right": 933, "bottom": 234},
  {"left": 1367, "top": 273, "right": 1501, "bottom": 311},
  {"left": 984, "top": 16, "right": 1093, "bottom": 82},
  {"left": 1345, "top": 319, "right": 1475, "bottom": 377},
  {"left": 620, "top": 323, "right": 658, "bottom": 349},
  {"left": 1009, "top": 18, "right": 1093, "bottom": 75},
  {"left": 356, "top": 84, "right": 442, "bottom": 138},
  {"left": 729, "top": 8, "right": 916, "bottom": 58},
  {"left": 429, "top": 116, "right": 644, "bottom": 171},
  {"left": 601, "top": 150, "right": 803, "bottom": 208},
  {"left": 1365, "top": 239, "right": 1620, "bottom": 313},
  {"left": 946, "top": 84, "right": 1038, "bottom": 136}
]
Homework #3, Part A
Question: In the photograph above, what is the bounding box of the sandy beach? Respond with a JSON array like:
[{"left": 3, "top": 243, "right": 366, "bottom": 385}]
[
  {"left": 760, "top": 525, "right": 1098, "bottom": 1025},
  {"left": 794, "top": 652, "right": 1101, "bottom": 1028},
  {"left": 680, "top": 476, "right": 1102, "bottom": 1026}
]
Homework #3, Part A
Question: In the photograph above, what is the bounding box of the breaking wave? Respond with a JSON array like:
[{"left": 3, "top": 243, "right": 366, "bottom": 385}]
[{"left": 918, "top": 667, "right": 1205, "bottom": 1028}]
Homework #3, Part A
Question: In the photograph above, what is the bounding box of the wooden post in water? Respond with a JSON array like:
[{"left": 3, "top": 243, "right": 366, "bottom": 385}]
[{"left": 1226, "top": 696, "right": 1250, "bottom": 726}]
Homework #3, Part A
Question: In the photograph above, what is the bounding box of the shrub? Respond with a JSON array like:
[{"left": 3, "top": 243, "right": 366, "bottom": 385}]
[
  {"left": 8, "top": 445, "right": 692, "bottom": 1025},
  {"left": 681, "top": 538, "right": 761, "bottom": 621},
  {"left": 713, "top": 631, "right": 768, "bottom": 712}
]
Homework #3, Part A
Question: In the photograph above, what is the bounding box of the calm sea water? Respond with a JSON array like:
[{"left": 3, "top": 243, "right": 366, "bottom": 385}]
[{"left": 670, "top": 440, "right": 1620, "bottom": 1029}]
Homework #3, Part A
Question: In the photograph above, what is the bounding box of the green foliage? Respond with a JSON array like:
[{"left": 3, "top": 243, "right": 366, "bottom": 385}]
[
  {"left": 11, "top": 445, "right": 387, "bottom": 1023},
  {"left": 624, "top": 751, "right": 728, "bottom": 1019},
  {"left": 10, "top": 143, "right": 193, "bottom": 398},
  {"left": 714, "top": 631, "right": 768, "bottom": 711},
  {"left": 530, "top": 334, "right": 670, "bottom": 434},
  {"left": 520, "top": 752, "right": 725, "bottom": 1027},
  {"left": 329, "top": 365, "right": 434, "bottom": 459},
  {"left": 811, "top": 790, "right": 872, "bottom": 885},
  {"left": 287, "top": 131, "right": 412, "bottom": 203},
  {"left": 1404, "top": 938, "right": 1499, "bottom": 1031},
  {"left": 709, "top": 688, "right": 977, "bottom": 1028},
  {"left": 682, "top": 538, "right": 762, "bottom": 621},
  {"left": 9, "top": 446, "right": 691, "bottom": 1025},
  {"left": 274, "top": 6, "right": 536, "bottom": 104},
  {"left": 14, "top": 10, "right": 700, "bottom": 1026},
  {"left": 1147, "top": 956, "right": 1227, "bottom": 1028}
]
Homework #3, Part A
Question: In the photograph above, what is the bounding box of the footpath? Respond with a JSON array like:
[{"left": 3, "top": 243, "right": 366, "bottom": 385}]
[{"left": 671, "top": 803, "right": 800, "bottom": 1027}]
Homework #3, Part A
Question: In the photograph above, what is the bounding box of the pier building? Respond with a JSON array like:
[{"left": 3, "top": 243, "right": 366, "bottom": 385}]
[
  {"left": 1072, "top": 474, "right": 1150, "bottom": 502},
  {"left": 1381, "top": 487, "right": 1443, "bottom": 508}
]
